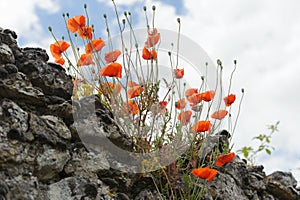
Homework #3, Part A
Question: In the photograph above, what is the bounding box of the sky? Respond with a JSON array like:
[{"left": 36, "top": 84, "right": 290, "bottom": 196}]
[{"left": 1, "top": 0, "right": 300, "bottom": 183}]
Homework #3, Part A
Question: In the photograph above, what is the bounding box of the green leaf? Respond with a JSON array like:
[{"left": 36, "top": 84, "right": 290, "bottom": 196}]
[{"left": 265, "top": 148, "right": 271, "bottom": 155}]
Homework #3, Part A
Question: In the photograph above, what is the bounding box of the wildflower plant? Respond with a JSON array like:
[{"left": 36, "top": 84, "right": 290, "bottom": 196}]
[{"left": 49, "top": 1, "right": 245, "bottom": 198}]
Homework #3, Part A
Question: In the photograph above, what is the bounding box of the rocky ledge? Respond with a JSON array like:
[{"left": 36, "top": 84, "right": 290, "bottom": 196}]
[{"left": 0, "top": 28, "right": 299, "bottom": 200}]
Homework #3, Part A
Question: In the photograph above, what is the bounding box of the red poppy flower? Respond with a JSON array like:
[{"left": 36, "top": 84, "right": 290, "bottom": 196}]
[
  {"left": 99, "top": 62, "right": 122, "bottom": 78},
  {"left": 174, "top": 68, "right": 184, "bottom": 79},
  {"left": 175, "top": 98, "right": 186, "bottom": 109},
  {"left": 215, "top": 152, "right": 235, "bottom": 167},
  {"left": 200, "top": 90, "right": 215, "bottom": 102},
  {"left": 145, "top": 28, "right": 160, "bottom": 48},
  {"left": 192, "top": 167, "right": 218, "bottom": 182},
  {"left": 191, "top": 120, "right": 211, "bottom": 132},
  {"left": 142, "top": 47, "right": 157, "bottom": 60},
  {"left": 100, "top": 82, "right": 122, "bottom": 95},
  {"left": 224, "top": 94, "right": 236, "bottom": 107},
  {"left": 211, "top": 110, "right": 228, "bottom": 120},
  {"left": 178, "top": 110, "right": 192, "bottom": 126},
  {"left": 124, "top": 100, "right": 139, "bottom": 115},
  {"left": 187, "top": 93, "right": 202, "bottom": 105},
  {"left": 77, "top": 53, "right": 94, "bottom": 66},
  {"left": 104, "top": 50, "right": 121, "bottom": 63},
  {"left": 50, "top": 40, "right": 70, "bottom": 59},
  {"left": 67, "top": 15, "right": 86, "bottom": 33},
  {"left": 127, "top": 86, "right": 144, "bottom": 99},
  {"left": 159, "top": 101, "right": 168, "bottom": 109},
  {"left": 85, "top": 39, "right": 105, "bottom": 54},
  {"left": 78, "top": 26, "right": 93, "bottom": 40},
  {"left": 54, "top": 57, "right": 65, "bottom": 65},
  {"left": 127, "top": 81, "right": 139, "bottom": 87},
  {"left": 185, "top": 88, "right": 198, "bottom": 97}
]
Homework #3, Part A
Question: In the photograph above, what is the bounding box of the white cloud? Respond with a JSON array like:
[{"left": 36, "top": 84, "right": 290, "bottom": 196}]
[{"left": 0, "top": 0, "right": 60, "bottom": 47}]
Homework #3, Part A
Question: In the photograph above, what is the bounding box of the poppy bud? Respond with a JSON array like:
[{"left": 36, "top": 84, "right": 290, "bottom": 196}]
[
  {"left": 62, "top": 13, "right": 65, "bottom": 17},
  {"left": 143, "top": 6, "right": 147, "bottom": 11},
  {"left": 217, "top": 59, "right": 222, "bottom": 66},
  {"left": 234, "top": 60, "right": 237, "bottom": 65},
  {"left": 84, "top": 4, "right": 87, "bottom": 9},
  {"left": 177, "top": 18, "right": 181, "bottom": 23},
  {"left": 48, "top": 26, "right": 52, "bottom": 32},
  {"left": 103, "top": 14, "right": 107, "bottom": 18},
  {"left": 124, "top": 11, "right": 127, "bottom": 16},
  {"left": 152, "top": 5, "right": 156, "bottom": 10},
  {"left": 241, "top": 88, "right": 244, "bottom": 93}
]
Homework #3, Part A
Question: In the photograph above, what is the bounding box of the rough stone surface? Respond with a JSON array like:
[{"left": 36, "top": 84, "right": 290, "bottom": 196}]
[{"left": 0, "top": 27, "right": 299, "bottom": 200}]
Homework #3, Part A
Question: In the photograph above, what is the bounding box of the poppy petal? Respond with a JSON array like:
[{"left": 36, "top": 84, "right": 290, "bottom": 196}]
[
  {"left": 215, "top": 152, "right": 235, "bottom": 167},
  {"left": 78, "top": 53, "right": 94, "bottom": 66},
  {"left": 99, "top": 62, "right": 122, "bottom": 78},
  {"left": 104, "top": 50, "right": 121, "bottom": 63},
  {"left": 191, "top": 120, "right": 211, "bottom": 132},
  {"left": 174, "top": 68, "right": 184, "bottom": 79},
  {"left": 178, "top": 110, "right": 192, "bottom": 126},
  {"left": 211, "top": 110, "right": 228, "bottom": 120},
  {"left": 224, "top": 94, "right": 236, "bottom": 106},
  {"left": 85, "top": 39, "right": 105, "bottom": 54}
]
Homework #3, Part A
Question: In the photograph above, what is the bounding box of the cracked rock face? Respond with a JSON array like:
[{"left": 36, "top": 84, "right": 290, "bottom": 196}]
[{"left": 0, "top": 27, "right": 299, "bottom": 200}]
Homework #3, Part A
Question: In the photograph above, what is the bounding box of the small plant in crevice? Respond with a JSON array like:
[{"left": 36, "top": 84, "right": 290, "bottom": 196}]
[
  {"left": 237, "top": 121, "right": 280, "bottom": 165},
  {"left": 48, "top": 1, "right": 246, "bottom": 199}
]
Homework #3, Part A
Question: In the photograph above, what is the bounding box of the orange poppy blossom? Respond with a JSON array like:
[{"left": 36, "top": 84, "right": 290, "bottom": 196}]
[
  {"left": 99, "top": 62, "right": 122, "bottom": 78},
  {"left": 124, "top": 100, "right": 139, "bottom": 115},
  {"left": 192, "top": 167, "right": 218, "bottom": 182},
  {"left": 50, "top": 40, "right": 70, "bottom": 59},
  {"left": 159, "top": 101, "right": 168, "bottom": 109},
  {"left": 104, "top": 50, "right": 122, "bottom": 63},
  {"left": 211, "top": 110, "right": 228, "bottom": 120},
  {"left": 85, "top": 39, "right": 105, "bottom": 54},
  {"left": 77, "top": 53, "right": 94, "bottom": 66},
  {"left": 99, "top": 82, "right": 122, "bottom": 95},
  {"left": 78, "top": 26, "right": 93, "bottom": 40},
  {"left": 174, "top": 68, "right": 184, "bottom": 79},
  {"left": 187, "top": 93, "right": 203, "bottom": 105},
  {"left": 144, "top": 28, "right": 160, "bottom": 48},
  {"left": 178, "top": 110, "right": 193, "bottom": 126},
  {"left": 67, "top": 15, "right": 86, "bottom": 33},
  {"left": 54, "top": 57, "right": 65, "bottom": 65},
  {"left": 191, "top": 120, "right": 211, "bottom": 132},
  {"left": 200, "top": 90, "right": 215, "bottom": 102},
  {"left": 224, "top": 94, "right": 236, "bottom": 107},
  {"left": 127, "top": 85, "right": 144, "bottom": 99},
  {"left": 142, "top": 47, "right": 157, "bottom": 60},
  {"left": 175, "top": 98, "right": 186, "bottom": 109},
  {"left": 185, "top": 88, "right": 198, "bottom": 97},
  {"left": 215, "top": 152, "right": 236, "bottom": 167},
  {"left": 127, "top": 81, "right": 139, "bottom": 87}
]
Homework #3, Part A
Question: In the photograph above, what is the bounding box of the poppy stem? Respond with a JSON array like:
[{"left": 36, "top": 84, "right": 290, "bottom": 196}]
[{"left": 232, "top": 88, "right": 244, "bottom": 137}]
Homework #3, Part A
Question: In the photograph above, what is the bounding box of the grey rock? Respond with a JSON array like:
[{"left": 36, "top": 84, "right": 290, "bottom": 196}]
[
  {"left": 36, "top": 147, "right": 70, "bottom": 182},
  {"left": 4, "top": 63, "right": 18, "bottom": 73},
  {"left": 40, "top": 115, "right": 72, "bottom": 140},
  {"left": 47, "top": 177, "right": 98, "bottom": 200},
  {"left": 0, "top": 43, "right": 15, "bottom": 64},
  {"left": 0, "top": 72, "right": 45, "bottom": 106},
  {"left": 17, "top": 58, "right": 73, "bottom": 100},
  {"left": 29, "top": 113, "right": 66, "bottom": 148},
  {"left": 0, "top": 99, "right": 34, "bottom": 142},
  {"left": 134, "top": 189, "right": 163, "bottom": 200}
]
